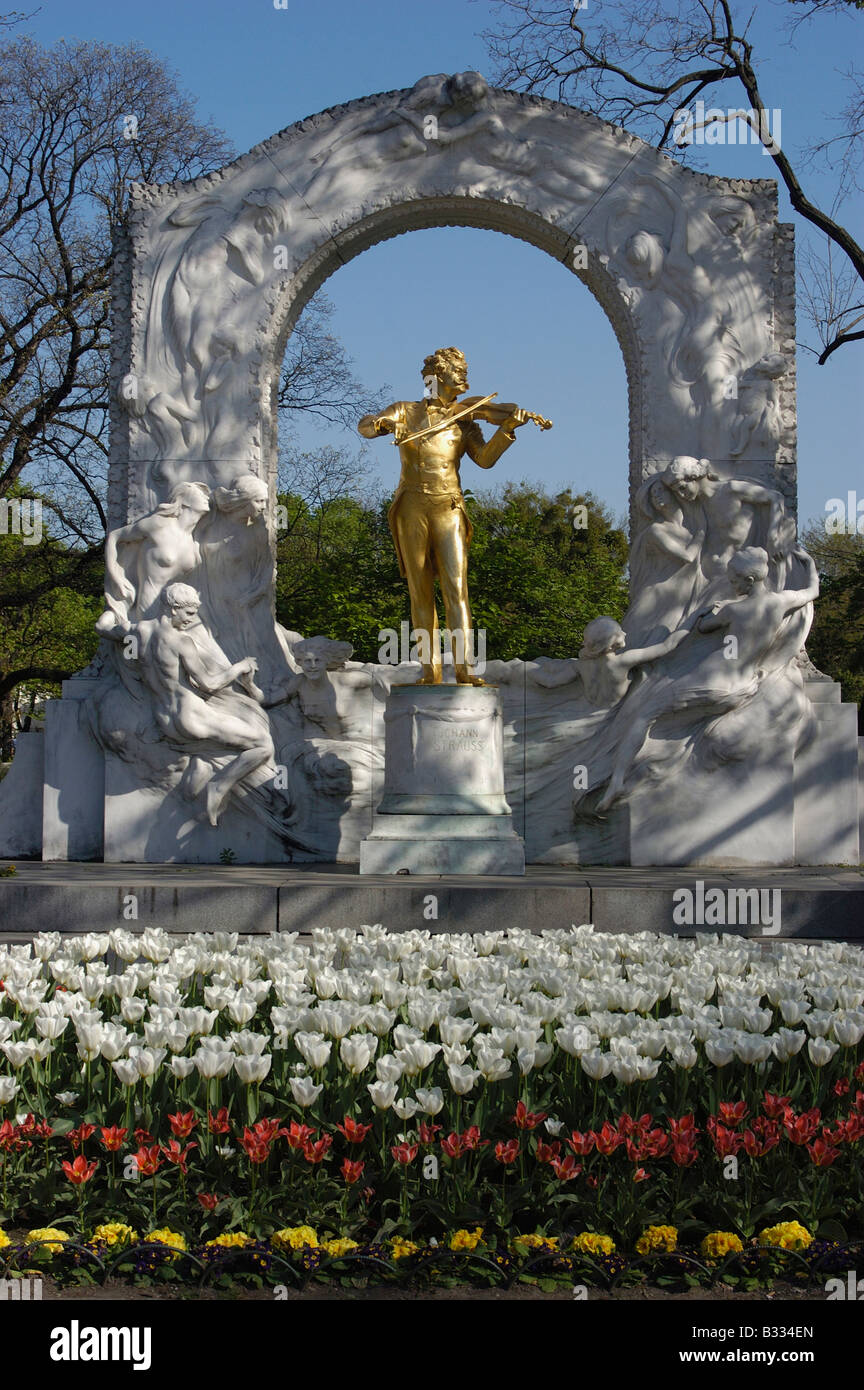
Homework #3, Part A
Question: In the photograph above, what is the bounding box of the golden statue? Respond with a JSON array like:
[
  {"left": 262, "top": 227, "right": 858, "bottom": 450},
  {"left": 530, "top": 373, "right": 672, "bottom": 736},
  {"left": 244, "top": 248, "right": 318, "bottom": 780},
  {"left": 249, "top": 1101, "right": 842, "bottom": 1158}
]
[{"left": 358, "top": 347, "right": 551, "bottom": 684}]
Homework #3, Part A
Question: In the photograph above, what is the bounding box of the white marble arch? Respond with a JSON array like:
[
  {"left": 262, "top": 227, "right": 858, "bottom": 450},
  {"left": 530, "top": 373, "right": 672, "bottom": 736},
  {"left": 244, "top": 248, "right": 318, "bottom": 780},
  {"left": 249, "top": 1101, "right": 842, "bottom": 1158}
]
[
  {"left": 108, "top": 72, "right": 797, "bottom": 535},
  {"left": 17, "top": 72, "right": 856, "bottom": 872}
]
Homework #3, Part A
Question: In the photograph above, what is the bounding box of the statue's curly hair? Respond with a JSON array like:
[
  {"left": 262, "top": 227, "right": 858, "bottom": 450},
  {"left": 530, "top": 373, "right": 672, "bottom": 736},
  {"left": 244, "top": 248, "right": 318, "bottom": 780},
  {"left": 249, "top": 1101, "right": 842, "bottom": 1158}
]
[{"left": 421, "top": 347, "right": 466, "bottom": 383}]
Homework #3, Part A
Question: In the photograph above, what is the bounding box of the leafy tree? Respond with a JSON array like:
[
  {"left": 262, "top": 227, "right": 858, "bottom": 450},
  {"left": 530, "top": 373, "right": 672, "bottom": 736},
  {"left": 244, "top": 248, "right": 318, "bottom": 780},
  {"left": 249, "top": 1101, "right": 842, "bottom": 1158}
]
[
  {"left": 0, "top": 490, "right": 102, "bottom": 757},
  {"left": 800, "top": 517, "right": 864, "bottom": 726}
]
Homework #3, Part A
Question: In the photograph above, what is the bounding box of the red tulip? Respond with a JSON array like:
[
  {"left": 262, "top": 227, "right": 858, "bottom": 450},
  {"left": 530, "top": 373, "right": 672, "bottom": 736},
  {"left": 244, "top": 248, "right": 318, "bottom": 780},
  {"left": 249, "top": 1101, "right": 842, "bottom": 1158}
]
[
  {"left": 536, "top": 1139, "right": 562, "bottom": 1165},
  {"left": 336, "top": 1115, "right": 373, "bottom": 1145},
  {"left": 66, "top": 1122, "right": 96, "bottom": 1152},
  {"left": 718, "top": 1100, "right": 748, "bottom": 1127},
  {"left": 440, "top": 1132, "right": 466, "bottom": 1160},
  {"left": 710, "top": 1124, "right": 742, "bottom": 1158},
  {"left": 134, "top": 1127, "right": 153, "bottom": 1145},
  {"left": 341, "top": 1157, "right": 365, "bottom": 1184},
  {"left": 833, "top": 1076, "right": 850, "bottom": 1097},
  {"left": 511, "top": 1100, "right": 547, "bottom": 1131},
  {"left": 390, "top": 1142, "right": 419, "bottom": 1165},
  {"left": 460, "top": 1126, "right": 488, "bottom": 1151},
  {"left": 160, "top": 1138, "right": 197, "bottom": 1174},
  {"left": 197, "top": 1192, "right": 220, "bottom": 1211},
  {"left": 251, "top": 1117, "right": 281, "bottom": 1145},
  {"left": 567, "top": 1129, "right": 595, "bottom": 1156},
  {"left": 550, "top": 1154, "right": 580, "bottom": 1181},
  {"left": 416, "top": 1120, "right": 441, "bottom": 1146},
  {"left": 302, "top": 1135, "right": 333, "bottom": 1165},
  {"left": 593, "top": 1122, "right": 623, "bottom": 1156},
  {"left": 99, "top": 1125, "right": 128, "bottom": 1152},
  {"left": 281, "top": 1121, "right": 316, "bottom": 1151},
  {"left": 240, "top": 1128, "right": 272, "bottom": 1164},
  {"left": 807, "top": 1137, "right": 840, "bottom": 1167},
  {"left": 134, "top": 1144, "right": 161, "bottom": 1176},
  {"left": 762, "top": 1092, "right": 792, "bottom": 1120},
  {"left": 494, "top": 1139, "right": 520, "bottom": 1165},
  {"left": 632, "top": 1167, "right": 650, "bottom": 1183},
  {"left": 783, "top": 1109, "right": 821, "bottom": 1145},
  {"left": 62, "top": 1154, "right": 98, "bottom": 1185},
  {"left": 208, "top": 1107, "right": 231, "bottom": 1135},
  {"left": 167, "top": 1110, "right": 197, "bottom": 1139}
]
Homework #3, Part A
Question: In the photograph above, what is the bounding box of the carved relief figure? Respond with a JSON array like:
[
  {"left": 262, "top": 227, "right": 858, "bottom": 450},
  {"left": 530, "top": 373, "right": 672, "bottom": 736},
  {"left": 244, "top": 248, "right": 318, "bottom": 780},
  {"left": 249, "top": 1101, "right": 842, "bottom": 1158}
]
[
  {"left": 729, "top": 353, "right": 789, "bottom": 458},
  {"left": 96, "top": 481, "right": 211, "bottom": 633},
  {"left": 662, "top": 456, "right": 787, "bottom": 584},
  {"left": 197, "top": 472, "right": 299, "bottom": 686},
  {"left": 594, "top": 546, "right": 819, "bottom": 812},
  {"left": 625, "top": 475, "right": 705, "bottom": 642},
  {"left": 110, "top": 582, "right": 274, "bottom": 827}
]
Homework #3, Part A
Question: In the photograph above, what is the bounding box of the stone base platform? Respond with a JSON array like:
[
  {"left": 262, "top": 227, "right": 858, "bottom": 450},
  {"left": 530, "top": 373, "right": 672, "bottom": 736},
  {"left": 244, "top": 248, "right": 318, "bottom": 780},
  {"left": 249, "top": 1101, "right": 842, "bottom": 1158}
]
[{"left": 0, "top": 862, "right": 862, "bottom": 940}]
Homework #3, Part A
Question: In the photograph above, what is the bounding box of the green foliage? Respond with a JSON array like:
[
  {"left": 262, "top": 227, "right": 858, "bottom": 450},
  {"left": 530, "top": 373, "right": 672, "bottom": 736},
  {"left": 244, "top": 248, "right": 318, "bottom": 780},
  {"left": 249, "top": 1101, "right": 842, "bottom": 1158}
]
[
  {"left": 275, "top": 482, "right": 628, "bottom": 661},
  {"left": 799, "top": 519, "right": 864, "bottom": 721}
]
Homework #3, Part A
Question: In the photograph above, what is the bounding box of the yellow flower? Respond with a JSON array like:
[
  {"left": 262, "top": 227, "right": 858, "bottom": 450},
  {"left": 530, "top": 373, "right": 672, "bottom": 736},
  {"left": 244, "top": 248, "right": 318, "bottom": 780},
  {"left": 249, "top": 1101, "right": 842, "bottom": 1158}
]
[
  {"left": 449, "top": 1227, "right": 485, "bottom": 1252},
  {"left": 635, "top": 1225, "right": 678, "bottom": 1255},
  {"left": 757, "top": 1221, "right": 813, "bottom": 1251},
  {"left": 322, "top": 1238, "right": 359, "bottom": 1258},
  {"left": 206, "top": 1232, "right": 254, "bottom": 1249},
  {"left": 144, "top": 1227, "right": 187, "bottom": 1252},
  {"left": 272, "top": 1226, "right": 319, "bottom": 1251},
  {"left": 0, "top": 1229, "right": 11, "bottom": 1250},
  {"left": 90, "top": 1223, "right": 138, "bottom": 1248},
  {"left": 513, "top": 1232, "right": 559, "bottom": 1252},
  {"left": 701, "top": 1231, "right": 744, "bottom": 1260},
  {"left": 26, "top": 1227, "right": 69, "bottom": 1254},
  {"left": 571, "top": 1232, "right": 616, "bottom": 1256},
  {"left": 390, "top": 1237, "right": 419, "bottom": 1261}
]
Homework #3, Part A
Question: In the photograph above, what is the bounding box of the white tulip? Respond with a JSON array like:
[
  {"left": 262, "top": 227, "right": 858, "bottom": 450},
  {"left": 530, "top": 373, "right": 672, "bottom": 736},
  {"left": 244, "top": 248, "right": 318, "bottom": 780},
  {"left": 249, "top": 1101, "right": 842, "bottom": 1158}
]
[
  {"left": 227, "top": 994, "right": 257, "bottom": 1026},
  {"left": 393, "top": 1097, "right": 419, "bottom": 1120},
  {"left": 168, "top": 1056, "right": 196, "bottom": 1080},
  {"left": 392, "top": 1024, "right": 422, "bottom": 1050},
  {"left": 289, "top": 1075, "right": 323, "bottom": 1107},
  {"left": 439, "top": 1017, "right": 477, "bottom": 1047},
  {"left": 668, "top": 1042, "right": 698, "bottom": 1070},
  {"left": 771, "top": 1028, "right": 806, "bottom": 1061},
  {"left": 120, "top": 998, "right": 147, "bottom": 1025},
  {"left": 414, "top": 1086, "right": 444, "bottom": 1115},
  {"left": 394, "top": 1041, "right": 440, "bottom": 1076},
  {"left": 580, "top": 1049, "right": 613, "bottom": 1080},
  {"left": 32, "top": 933, "right": 61, "bottom": 961},
  {"left": 447, "top": 1064, "right": 482, "bottom": 1095},
  {"left": 0, "top": 1076, "right": 19, "bottom": 1103},
  {"left": 704, "top": 1035, "right": 735, "bottom": 1066},
  {"left": 229, "top": 1030, "right": 269, "bottom": 1056},
  {"left": 0, "top": 1020, "right": 21, "bottom": 1044},
  {"left": 111, "top": 1059, "right": 140, "bottom": 1086},
  {"left": 194, "top": 1048, "right": 234, "bottom": 1080},
  {"left": 803, "top": 1011, "right": 833, "bottom": 1038},
  {"left": 55, "top": 1090, "right": 80, "bottom": 1107},
  {"left": 235, "top": 1054, "right": 272, "bottom": 1084},
  {"left": 554, "top": 1024, "right": 594, "bottom": 1056},
  {"left": 99, "top": 1026, "right": 131, "bottom": 1061},
  {"left": 127, "top": 1046, "right": 165, "bottom": 1078},
  {"left": 339, "top": 1034, "right": 377, "bottom": 1075},
  {"left": 734, "top": 1034, "right": 773, "bottom": 1064},
  {"left": 610, "top": 1056, "right": 640, "bottom": 1084},
  {"left": 34, "top": 1014, "right": 69, "bottom": 1041},
  {"left": 807, "top": 1037, "right": 839, "bottom": 1066},
  {"left": 367, "top": 1080, "right": 398, "bottom": 1110},
  {"left": 441, "top": 1043, "right": 470, "bottom": 1067},
  {"left": 294, "top": 1033, "right": 332, "bottom": 1070},
  {"left": 778, "top": 999, "right": 809, "bottom": 1025},
  {"left": 477, "top": 1055, "right": 511, "bottom": 1083},
  {"left": 2, "top": 1040, "right": 40, "bottom": 1067},
  {"left": 832, "top": 1015, "right": 864, "bottom": 1047}
]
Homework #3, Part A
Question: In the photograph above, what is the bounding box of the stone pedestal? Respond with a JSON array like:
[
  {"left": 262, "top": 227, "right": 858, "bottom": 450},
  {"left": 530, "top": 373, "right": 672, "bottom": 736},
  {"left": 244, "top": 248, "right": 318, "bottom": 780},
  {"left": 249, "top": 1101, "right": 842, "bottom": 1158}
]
[{"left": 360, "top": 685, "right": 525, "bottom": 875}]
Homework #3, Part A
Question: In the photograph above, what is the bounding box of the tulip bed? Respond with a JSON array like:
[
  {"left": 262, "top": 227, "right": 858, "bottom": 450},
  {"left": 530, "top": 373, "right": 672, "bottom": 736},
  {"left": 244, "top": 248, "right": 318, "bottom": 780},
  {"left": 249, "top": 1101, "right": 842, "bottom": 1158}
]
[{"left": 1, "top": 924, "right": 863, "bottom": 1290}]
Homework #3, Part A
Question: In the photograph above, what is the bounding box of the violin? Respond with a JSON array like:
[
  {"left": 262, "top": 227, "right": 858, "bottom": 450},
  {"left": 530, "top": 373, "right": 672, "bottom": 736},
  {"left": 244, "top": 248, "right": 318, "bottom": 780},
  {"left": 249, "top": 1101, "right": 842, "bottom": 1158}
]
[{"left": 395, "top": 392, "right": 552, "bottom": 446}]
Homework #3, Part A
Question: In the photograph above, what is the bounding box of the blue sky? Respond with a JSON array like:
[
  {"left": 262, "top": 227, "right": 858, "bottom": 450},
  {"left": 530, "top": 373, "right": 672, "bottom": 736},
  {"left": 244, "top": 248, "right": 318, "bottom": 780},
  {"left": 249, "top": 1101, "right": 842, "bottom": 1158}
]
[{"left": 27, "top": 0, "right": 864, "bottom": 529}]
